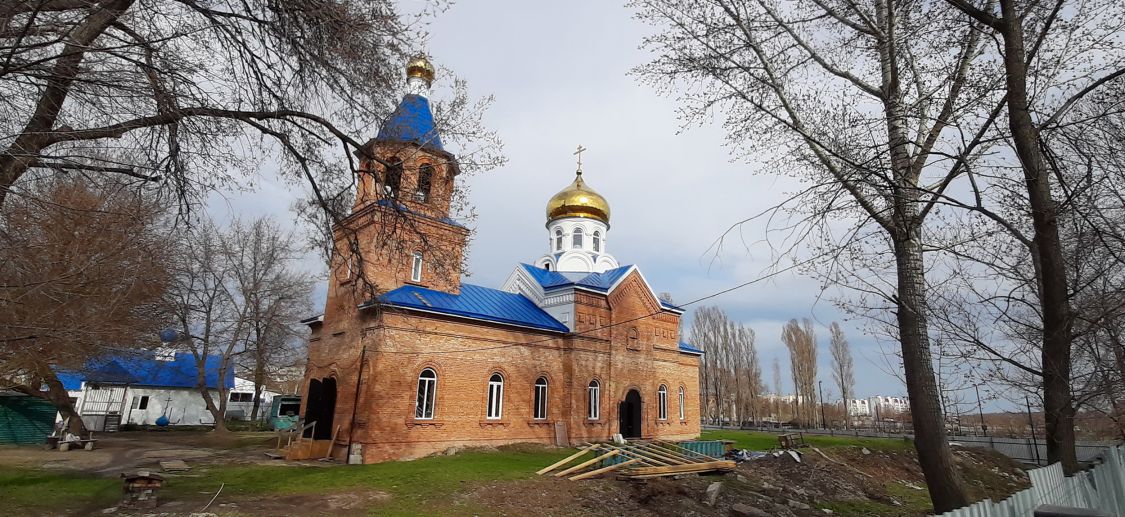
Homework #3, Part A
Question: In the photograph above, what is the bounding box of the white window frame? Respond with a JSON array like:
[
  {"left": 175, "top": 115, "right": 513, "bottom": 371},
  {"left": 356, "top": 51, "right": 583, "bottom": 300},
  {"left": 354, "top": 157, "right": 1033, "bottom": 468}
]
[
  {"left": 593, "top": 231, "right": 601, "bottom": 252},
  {"left": 572, "top": 227, "right": 584, "bottom": 249},
  {"left": 554, "top": 228, "right": 563, "bottom": 251},
  {"left": 679, "top": 386, "right": 686, "bottom": 420},
  {"left": 587, "top": 380, "right": 600, "bottom": 420},
  {"left": 486, "top": 373, "right": 504, "bottom": 420},
  {"left": 411, "top": 252, "right": 423, "bottom": 282},
  {"left": 658, "top": 385, "right": 668, "bottom": 420},
  {"left": 415, "top": 368, "right": 437, "bottom": 420},
  {"left": 534, "top": 377, "right": 548, "bottom": 420}
]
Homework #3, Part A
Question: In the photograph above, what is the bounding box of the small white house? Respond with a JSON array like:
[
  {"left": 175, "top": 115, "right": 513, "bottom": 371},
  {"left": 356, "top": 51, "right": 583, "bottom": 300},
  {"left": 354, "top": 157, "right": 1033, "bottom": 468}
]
[{"left": 57, "top": 351, "right": 275, "bottom": 430}]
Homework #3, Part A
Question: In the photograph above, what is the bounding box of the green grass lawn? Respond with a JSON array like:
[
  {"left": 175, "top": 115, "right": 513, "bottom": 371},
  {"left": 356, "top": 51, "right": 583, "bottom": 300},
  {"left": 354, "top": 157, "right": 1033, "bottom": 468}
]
[
  {"left": 166, "top": 447, "right": 576, "bottom": 516},
  {"left": 0, "top": 432, "right": 915, "bottom": 516},
  {"left": 699, "top": 429, "right": 912, "bottom": 451},
  {"left": 0, "top": 467, "right": 121, "bottom": 514}
]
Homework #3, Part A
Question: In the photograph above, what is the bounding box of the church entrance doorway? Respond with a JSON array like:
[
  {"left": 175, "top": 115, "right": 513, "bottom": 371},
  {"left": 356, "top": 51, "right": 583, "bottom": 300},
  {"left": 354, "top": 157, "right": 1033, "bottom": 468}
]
[
  {"left": 619, "top": 389, "right": 642, "bottom": 439},
  {"left": 303, "top": 377, "right": 337, "bottom": 439}
]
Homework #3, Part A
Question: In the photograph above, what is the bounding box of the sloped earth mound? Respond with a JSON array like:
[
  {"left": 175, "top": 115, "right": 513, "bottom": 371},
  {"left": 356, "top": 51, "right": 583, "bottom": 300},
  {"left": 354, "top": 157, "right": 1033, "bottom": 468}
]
[{"left": 472, "top": 445, "right": 1030, "bottom": 517}]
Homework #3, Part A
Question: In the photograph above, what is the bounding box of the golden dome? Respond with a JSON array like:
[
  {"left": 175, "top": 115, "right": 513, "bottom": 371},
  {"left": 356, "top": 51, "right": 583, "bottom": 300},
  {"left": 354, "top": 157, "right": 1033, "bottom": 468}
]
[
  {"left": 546, "top": 172, "right": 611, "bottom": 225},
  {"left": 406, "top": 55, "right": 435, "bottom": 84}
]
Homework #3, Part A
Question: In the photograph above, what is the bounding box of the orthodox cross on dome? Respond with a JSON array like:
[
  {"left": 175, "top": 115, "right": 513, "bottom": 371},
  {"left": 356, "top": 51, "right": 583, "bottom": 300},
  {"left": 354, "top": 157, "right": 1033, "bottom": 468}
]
[{"left": 573, "top": 145, "right": 587, "bottom": 175}]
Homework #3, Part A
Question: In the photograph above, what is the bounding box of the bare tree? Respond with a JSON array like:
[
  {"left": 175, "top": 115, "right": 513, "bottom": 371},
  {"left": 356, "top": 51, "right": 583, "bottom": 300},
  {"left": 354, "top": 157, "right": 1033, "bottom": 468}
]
[
  {"left": 0, "top": 176, "right": 171, "bottom": 437},
  {"left": 167, "top": 216, "right": 312, "bottom": 431},
  {"left": 0, "top": 0, "right": 500, "bottom": 204},
  {"left": 772, "top": 356, "right": 783, "bottom": 421},
  {"left": 740, "top": 324, "right": 763, "bottom": 425},
  {"left": 782, "top": 318, "right": 818, "bottom": 426},
  {"left": 634, "top": 0, "right": 990, "bottom": 506},
  {"left": 933, "top": 0, "right": 1125, "bottom": 474},
  {"left": 224, "top": 219, "right": 314, "bottom": 421},
  {"left": 830, "top": 322, "right": 855, "bottom": 429}
]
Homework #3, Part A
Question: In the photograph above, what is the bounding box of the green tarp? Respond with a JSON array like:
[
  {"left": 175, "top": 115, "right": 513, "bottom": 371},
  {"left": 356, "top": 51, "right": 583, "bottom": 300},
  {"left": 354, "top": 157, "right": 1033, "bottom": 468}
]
[{"left": 0, "top": 393, "right": 57, "bottom": 444}]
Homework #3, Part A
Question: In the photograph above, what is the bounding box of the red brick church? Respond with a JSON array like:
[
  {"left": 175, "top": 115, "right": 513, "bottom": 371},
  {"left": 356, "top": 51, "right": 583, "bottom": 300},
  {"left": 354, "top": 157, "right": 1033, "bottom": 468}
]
[{"left": 299, "top": 56, "right": 702, "bottom": 463}]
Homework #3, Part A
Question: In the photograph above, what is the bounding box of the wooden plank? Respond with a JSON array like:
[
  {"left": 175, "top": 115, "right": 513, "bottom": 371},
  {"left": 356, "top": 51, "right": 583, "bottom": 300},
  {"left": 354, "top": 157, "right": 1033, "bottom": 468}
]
[
  {"left": 616, "top": 446, "right": 671, "bottom": 466},
  {"left": 324, "top": 425, "right": 341, "bottom": 460},
  {"left": 569, "top": 457, "right": 641, "bottom": 481},
  {"left": 628, "top": 444, "right": 690, "bottom": 465},
  {"left": 159, "top": 460, "right": 191, "bottom": 472},
  {"left": 655, "top": 440, "right": 719, "bottom": 460},
  {"left": 554, "top": 449, "right": 620, "bottom": 477},
  {"left": 537, "top": 445, "right": 596, "bottom": 475},
  {"left": 624, "top": 460, "right": 737, "bottom": 476},
  {"left": 630, "top": 443, "right": 694, "bottom": 465}
]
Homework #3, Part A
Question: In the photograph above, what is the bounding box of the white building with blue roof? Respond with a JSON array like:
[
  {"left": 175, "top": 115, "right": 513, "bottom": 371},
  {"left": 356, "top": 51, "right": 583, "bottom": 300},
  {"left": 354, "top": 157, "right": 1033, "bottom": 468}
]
[{"left": 297, "top": 56, "right": 702, "bottom": 463}]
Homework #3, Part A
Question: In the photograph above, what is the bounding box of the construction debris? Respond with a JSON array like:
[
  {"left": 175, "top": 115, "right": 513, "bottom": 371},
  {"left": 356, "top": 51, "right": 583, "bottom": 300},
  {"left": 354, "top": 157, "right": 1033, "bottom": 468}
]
[
  {"left": 159, "top": 460, "right": 191, "bottom": 472},
  {"left": 536, "top": 440, "right": 736, "bottom": 481},
  {"left": 777, "top": 433, "right": 807, "bottom": 449}
]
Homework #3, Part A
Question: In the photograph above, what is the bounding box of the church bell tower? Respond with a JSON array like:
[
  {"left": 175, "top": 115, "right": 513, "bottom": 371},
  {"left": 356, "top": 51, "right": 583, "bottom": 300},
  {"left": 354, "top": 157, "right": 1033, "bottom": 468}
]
[{"left": 322, "top": 55, "right": 469, "bottom": 323}]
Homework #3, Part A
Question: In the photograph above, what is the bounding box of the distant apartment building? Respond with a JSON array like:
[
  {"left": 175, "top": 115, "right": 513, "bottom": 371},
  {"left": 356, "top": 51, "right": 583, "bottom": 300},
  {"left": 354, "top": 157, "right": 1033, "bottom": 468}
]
[{"left": 845, "top": 395, "right": 910, "bottom": 417}]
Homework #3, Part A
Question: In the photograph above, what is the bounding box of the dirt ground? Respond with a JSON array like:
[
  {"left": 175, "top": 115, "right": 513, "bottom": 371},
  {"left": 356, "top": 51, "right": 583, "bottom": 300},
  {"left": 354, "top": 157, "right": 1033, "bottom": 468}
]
[
  {"left": 0, "top": 430, "right": 281, "bottom": 475},
  {"left": 469, "top": 446, "right": 1032, "bottom": 517},
  {"left": 0, "top": 432, "right": 1032, "bottom": 516}
]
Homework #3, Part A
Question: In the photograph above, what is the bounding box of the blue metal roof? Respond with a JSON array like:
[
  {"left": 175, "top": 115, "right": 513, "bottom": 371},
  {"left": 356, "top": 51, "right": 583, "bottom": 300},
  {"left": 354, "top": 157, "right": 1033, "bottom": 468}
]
[
  {"left": 376, "top": 284, "right": 569, "bottom": 333},
  {"left": 375, "top": 94, "right": 443, "bottom": 151},
  {"left": 519, "top": 263, "right": 637, "bottom": 293},
  {"left": 56, "top": 352, "right": 235, "bottom": 390},
  {"left": 574, "top": 265, "right": 633, "bottom": 291},
  {"left": 519, "top": 263, "right": 573, "bottom": 289},
  {"left": 679, "top": 342, "right": 705, "bottom": 355}
]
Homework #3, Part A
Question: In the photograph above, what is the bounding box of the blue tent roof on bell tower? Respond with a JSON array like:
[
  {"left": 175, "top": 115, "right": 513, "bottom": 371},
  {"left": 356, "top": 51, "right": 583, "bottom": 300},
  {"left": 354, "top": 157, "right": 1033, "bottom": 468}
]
[{"left": 375, "top": 93, "right": 444, "bottom": 151}]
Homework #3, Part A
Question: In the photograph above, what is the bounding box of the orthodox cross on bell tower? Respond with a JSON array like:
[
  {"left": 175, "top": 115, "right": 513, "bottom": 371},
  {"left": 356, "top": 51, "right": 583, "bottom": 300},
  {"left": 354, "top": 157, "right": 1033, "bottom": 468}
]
[{"left": 573, "top": 145, "right": 587, "bottom": 176}]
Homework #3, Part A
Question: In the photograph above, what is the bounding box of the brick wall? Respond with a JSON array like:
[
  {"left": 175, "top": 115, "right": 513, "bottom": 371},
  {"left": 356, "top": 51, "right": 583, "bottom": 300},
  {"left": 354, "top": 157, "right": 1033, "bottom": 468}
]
[{"left": 302, "top": 291, "right": 701, "bottom": 463}]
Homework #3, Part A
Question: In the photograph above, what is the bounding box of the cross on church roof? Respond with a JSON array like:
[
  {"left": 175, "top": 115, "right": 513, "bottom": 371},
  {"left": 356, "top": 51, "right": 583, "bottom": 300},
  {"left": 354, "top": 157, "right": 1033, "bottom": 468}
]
[{"left": 573, "top": 145, "right": 587, "bottom": 175}]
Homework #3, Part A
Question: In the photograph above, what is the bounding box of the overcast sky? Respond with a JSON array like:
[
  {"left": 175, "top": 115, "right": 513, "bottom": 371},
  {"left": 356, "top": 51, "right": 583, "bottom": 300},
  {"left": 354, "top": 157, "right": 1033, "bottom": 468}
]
[{"left": 205, "top": 0, "right": 987, "bottom": 407}]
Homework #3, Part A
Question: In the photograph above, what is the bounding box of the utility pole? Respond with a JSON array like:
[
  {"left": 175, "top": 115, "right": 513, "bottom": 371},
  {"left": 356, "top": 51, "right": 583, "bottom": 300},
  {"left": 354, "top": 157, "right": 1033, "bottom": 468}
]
[
  {"left": 818, "top": 381, "right": 827, "bottom": 430},
  {"left": 974, "top": 384, "right": 988, "bottom": 437},
  {"left": 1026, "top": 396, "right": 1041, "bottom": 466}
]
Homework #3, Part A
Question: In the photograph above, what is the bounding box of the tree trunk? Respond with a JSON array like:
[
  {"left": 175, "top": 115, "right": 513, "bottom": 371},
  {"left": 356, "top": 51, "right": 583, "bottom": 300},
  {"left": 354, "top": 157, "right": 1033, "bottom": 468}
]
[
  {"left": 251, "top": 326, "right": 266, "bottom": 421},
  {"left": 997, "top": 0, "right": 1078, "bottom": 475},
  {"left": 39, "top": 373, "right": 90, "bottom": 438},
  {"left": 894, "top": 230, "right": 970, "bottom": 512},
  {"left": 197, "top": 366, "right": 228, "bottom": 433}
]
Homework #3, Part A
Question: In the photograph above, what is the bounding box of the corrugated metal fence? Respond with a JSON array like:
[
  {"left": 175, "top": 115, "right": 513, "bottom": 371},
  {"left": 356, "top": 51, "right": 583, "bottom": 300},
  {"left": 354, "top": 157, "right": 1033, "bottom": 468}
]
[{"left": 934, "top": 444, "right": 1125, "bottom": 517}]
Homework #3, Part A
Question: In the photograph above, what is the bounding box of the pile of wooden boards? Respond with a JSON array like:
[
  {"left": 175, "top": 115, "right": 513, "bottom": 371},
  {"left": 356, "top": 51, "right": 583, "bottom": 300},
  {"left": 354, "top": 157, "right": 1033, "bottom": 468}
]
[{"left": 537, "top": 440, "right": 736, "bottom": 481}]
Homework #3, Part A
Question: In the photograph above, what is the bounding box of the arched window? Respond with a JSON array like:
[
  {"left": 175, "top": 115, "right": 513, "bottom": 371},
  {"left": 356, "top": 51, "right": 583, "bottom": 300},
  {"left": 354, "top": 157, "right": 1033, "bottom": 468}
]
[
  {"left": 384, "top": 157, "right": 403, "bottom": 198},
  {"left": 627, "top": 328, "right": 640, "bottom": 351},
  {"left": 658, "top": 385, "right": 668, "bottom": 420},
  {"left": 411, "top": 252, "right": 423, "bottom": 282},
  {"left": 593, "top": 231, "right": 601, "bottom": 252},
  {"left": 678, "top": 386, "right": 686, "bottom": 420},
  {"left": 572, "top": 227, "right": 584, "bottom": 248},
  {"left": 415, "top": 164, "right": 434, "bottom": 202},
  {"left": 554, "top": 228, "right": 563, "bottom": 251},
  {"left": 415, "top": 369, "right": 437, "bottom": 419},
  {"left": 486, "top": 373, "right": 504, "bottom": 419},
  {"left": 533, "top": 377, "right": 548, "bottom": 420},
  {"left": 587, "top": 380, "right": 600, "bottom": 420}
]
